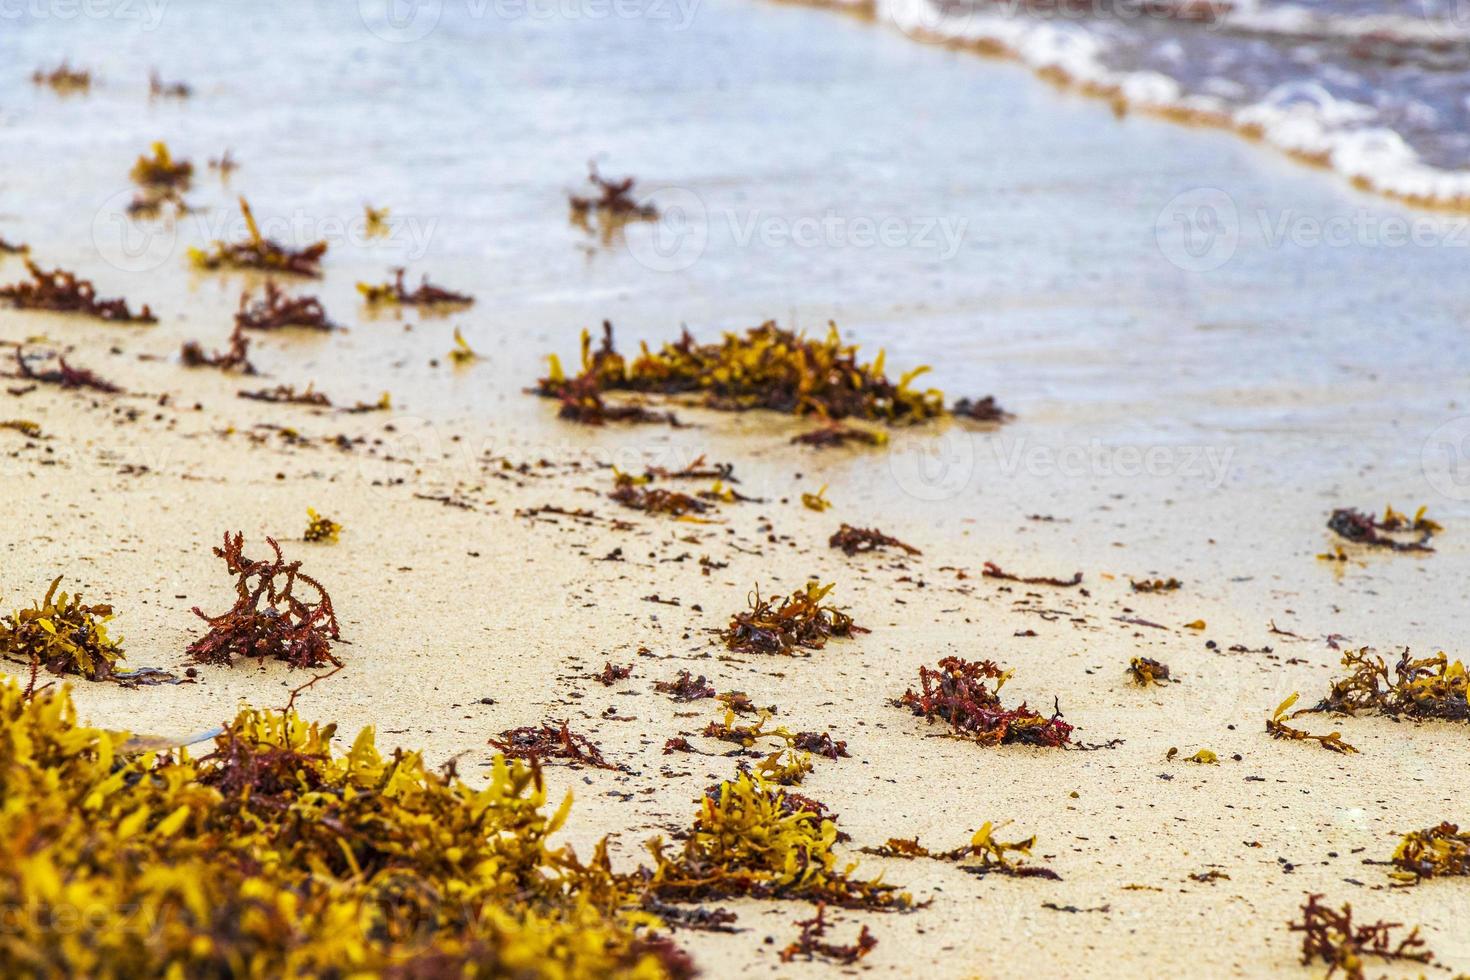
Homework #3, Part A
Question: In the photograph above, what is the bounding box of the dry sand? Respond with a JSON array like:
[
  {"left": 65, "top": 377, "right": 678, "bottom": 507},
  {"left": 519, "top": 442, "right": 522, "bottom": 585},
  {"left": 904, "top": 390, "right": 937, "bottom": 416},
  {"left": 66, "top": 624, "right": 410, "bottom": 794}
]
[{"left": 2, "top": 298, "right": 1466, "bottom": 977}]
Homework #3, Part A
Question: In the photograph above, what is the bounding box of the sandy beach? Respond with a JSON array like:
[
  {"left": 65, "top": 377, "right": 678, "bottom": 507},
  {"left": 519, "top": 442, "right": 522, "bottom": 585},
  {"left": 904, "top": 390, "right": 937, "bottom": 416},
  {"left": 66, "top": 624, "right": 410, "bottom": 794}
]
[{"left": 4, "top": 0, "right": 1470, "bottom": 976}]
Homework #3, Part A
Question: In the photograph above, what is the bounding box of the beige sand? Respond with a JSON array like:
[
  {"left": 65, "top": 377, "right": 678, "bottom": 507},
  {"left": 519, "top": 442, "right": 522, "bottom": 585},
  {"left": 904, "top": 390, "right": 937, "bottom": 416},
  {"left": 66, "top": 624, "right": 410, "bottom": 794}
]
[{"left": 2, "top": 297, "right": 1466, "bottom": 978}]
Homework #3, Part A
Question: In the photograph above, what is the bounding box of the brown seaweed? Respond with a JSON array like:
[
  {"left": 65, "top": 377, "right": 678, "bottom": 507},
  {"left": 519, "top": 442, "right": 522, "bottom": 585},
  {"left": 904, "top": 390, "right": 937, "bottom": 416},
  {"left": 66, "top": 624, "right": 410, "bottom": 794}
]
[
  {"left": 982, "top": 562, "right": 1082, "bottom": 587},
  {"left": 237, "top": 282, "right": 340, "bottom": 331},
  {"left": 14, "top": 348, "right": 122, "bottom": 393},
  {"left": 1127, "top": 657, "right": 1173, "bottom": 686},
  {"left": 357, "top": 267, "right": 473, "bottom": 307},
  {"left": 130, "top": 141, "right": 193, "bottom": 189},
  {"left": 779, "top": 904, "right": 876, "bottom": 965},
  {"left": 148, "top": 71, "right": 191, "bottom": 98},
  {"left": 952, "top": 395, "right": 1011, "bottom": 422},
  {"left": 1, "top": 260, "right": 156, "bottom": 323},
  {"left": 829, "top": 523, "right": 921, "bottom": 556},
  {"left": 720, "top": 582, "right": 868, "bottom": 655},
  {"left": 654, "top": 670, "right": 716, "bottom": 702},
  {"left": 1266, "top": 694, "right": 1358, "bottom": 754},
  {"left": 568, "top": 162, "right": 658, "bottom": 225},
  {"left": 181, "top": 324, "right": 255, "bottom": 373},
  {"left": 187, "top": 531, "right": 341, "bottom": 669},
  {"left": 302, "top": 509, "right": 342, "bottom": 544},
  {"left": 488, "top": 720, "right": 623, "bottom": 771},
  {"left": 860, "top": 821, "right": 1060, "bottom": 879},
  {"left": 1327, "top": 505, "right": 1438, "bottom": 553},
  {"left": 190, "top": 198, "right": 327, "bottom": 277},
  {"left": 790, "top": 422, "right": 888, "bottom": 448},
  {"left": 0, "top": 576, "right": 124, "bottom": 681},
  {"left": 1289, "top": 894, "right": 1432, "bottom": 979},
  {"left": 894, "top": 657, "right": 1074, "bottom": 748},
  {"left": 1389, "top": 823, "right": 1470, "bottom": 884},
  {"left": 239, "top": 384, "right": 332, "bottom": 407},
  {"left": 32, "top": 62, "right": 90, "bottom": 92},
  {"left": 1298, "top": 648, "right": 1468, "bottom": 722}
]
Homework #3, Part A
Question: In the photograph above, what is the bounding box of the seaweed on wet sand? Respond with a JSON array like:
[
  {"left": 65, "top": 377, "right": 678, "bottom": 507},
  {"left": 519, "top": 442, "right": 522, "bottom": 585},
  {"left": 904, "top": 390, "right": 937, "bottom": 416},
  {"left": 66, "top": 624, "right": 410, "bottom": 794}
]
[
  {"left": 1, "top": 576, "right": 124, "bottom": 681},
  {"left": 1327, "top": 505, "right": 1439, "bottom": 553},
  {"left": 0, "top": 237, "right": 28, "bottom": 255},
  {"left": 594, "top": 662, "right": 633, "bottom": 686},
  {"left": 1265, "top": 694, "right": 1358, "bottom": 754},
  {"left": 536, "top": 321, "right": 946, "bottom": 423},
  {"left": 1, "top": 260, "right": 156, "bottom": 323},
  {"left": 190, "top": 197, "right": 327, "bottom": 277},
  {"left": 1131, "top": 577, "right": 1182, "bottom": 593},
  {"left": 14, "top": 348, "right": 121, "bottom": 393},
  {"left": 32, "top": 62, "right": 90, "bottom": 91},
  {"left": 860, "top": 821, "right": 1060, "bottom": 879},
  {"left": 239, "top": 383, "right": 331, "bottom": 407},
  {"left": 187, "top": 531, "right": 341, "bottom": 669},
  {"left": 791, "top": 422, "right": 888, "bottom": 448},
  {"left": 0, "top": 681, "right": 693, "bottom": 977},
  {"left": 610, "top": 469, "right": 715, "bottom": 519},
  {"left": 654, "top": 669, "right": 716, "bottom": 701},
  {"left": 447, "top": 327, "right": 480, "bottom": 365},
  {"left": 1390, "top": 823, "right": 1470, "bottom": 883},
  {"left": 952, "top": 395, "right": 1011, "bottom": 422},
  {"left": 780, "top": 904, "right": 876, "bottom": 965},
  {"left": 894, "top": 657, "right": 1074, "bottom": 748},
  {"left": 148, "top": 70, "right": 191, "bottom": 97},
  {"left": 1298, "top": 647, "right": 1468, "bottom": 722},
  {"left": 237, "top": 282, "right": 340, "bottom": 331},
  {"left": 358, "top": 267, "right": 473, "bottom": 307},
  {"left": 1128, "top": 656, "right": 1172, "bottom": 686},
  {"left": 364, "top": 205, "right": 389, "bottom": 237},
  {"left": 800, "top": 485, "right": 831, "bottom": 511},
  {"left": 792, "top": 730, "right": 849, "bottom": 759},
  {"left": 642, "top": 770, "right": 913, "bottom": 909},
  {"left": 0, "top": 420, "right": 42, "bottom": 438},
  {"left": 130, "top": 141, "right": 193, "bottom": 189},
  {"left": 568, "top": 161, "right": 658, "bottom": 223},
  {"left": 982, "top": 562, "right": 1082, "bottom": 587},
  {"left": 488, "top": 720, "right": 622, "bottom": 771},
  {"left": 1289, "top": 894, "right": 1432, "bottom": 979},
  {"left": 829, "top": 523, "right": 921, "bottom": 556},
  {"left": 181, "top": 324, "right": 254, "bottom": 373},
  {"left": 303, "top": 509, "right": 342, "bottom": 543},
  {"left": 720, "top": 582, "right": 868, "bottom": 655}
]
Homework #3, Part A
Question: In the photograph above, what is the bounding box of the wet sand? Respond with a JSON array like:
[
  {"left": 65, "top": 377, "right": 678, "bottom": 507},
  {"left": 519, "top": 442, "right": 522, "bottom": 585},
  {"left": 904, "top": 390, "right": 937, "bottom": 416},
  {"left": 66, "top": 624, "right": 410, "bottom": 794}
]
[{"left": 4, "top": 0, "right": 1470, "bottom": 975}]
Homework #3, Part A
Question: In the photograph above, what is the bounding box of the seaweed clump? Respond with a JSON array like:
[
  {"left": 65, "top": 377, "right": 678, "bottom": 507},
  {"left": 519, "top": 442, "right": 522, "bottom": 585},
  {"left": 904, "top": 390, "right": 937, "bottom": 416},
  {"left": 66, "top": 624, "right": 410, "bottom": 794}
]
[
  {"left": 1127, "top": 656, "right": 1172, "bottom": 686},
  {"left": 779, "top": 904, "right": 876, "bottom": 965},
  {"left": 1389, "top": 823, "right": 1470, "bottom": 884},
  {"left": 860, "top": 821, "right": 1060, "bottom": 879},
  {"left": 829, "top": 523, "right": 920, "bottom": 557},
  {"left": 790, "top": 422, "right": 888, "bottom": 449},
  {"left": 187, "top": 532, "right": 341, "bottom": 669},
  {"left": 358, "top": 267, "right": 474, "bottom": 307},
  {"left": 1289, "top": 894, "right": 1433, "bottom": 980},
  {"left": 1299, "top": 648, "right": 1468, "bottom": 722},
  {"left": 1, "top": 260, "right": 156, "bottom": 323},
  {"left": 303, "top": 508, "right": 342, "bottom": 543},
  {"left": 894, "top": 657, "right": 1073, "bottom": 748},
  {"left": 32, "top": 62, "right": 90, "bottom": 91},
  {"left": 610, "top": 469, "right": 715, "bottom": 519},
  {"left": 489, "top": 720, "right": 623, "bottom": 771},
  {"left": 14, "top": 348, "right": 122, "bottom": 393},
  {"left": 568, "top": 162, "right": 658, "bottom": 239},
  {"left": 1327, "top": 505, "right": 1439, "bottom": 553},
  {"left": 642, "top": 770, "right": 912, "bottom": 910},
  {"left": 535, "top": 321, "right": 947, "bottom": 423},
  {"left": 0, "top": 576, "right": 124, "bottom": 681},
  {"left": 654, "top": 669, "right": 716, "bottom": 702},
  {"left": 720, "top": 582, "right": 868, "bottom": 655},
  {"left": 190, "top": 197, "right": 327, "bottom": 277},
  {"left": 0, "top": 681, "right": 692, "bottom": 978},
  {"left": 181, "top": 323, "right": 254, "bottom": 373},
  {"left": 237, "top": 282, "right": 340, "bottom": 331}
]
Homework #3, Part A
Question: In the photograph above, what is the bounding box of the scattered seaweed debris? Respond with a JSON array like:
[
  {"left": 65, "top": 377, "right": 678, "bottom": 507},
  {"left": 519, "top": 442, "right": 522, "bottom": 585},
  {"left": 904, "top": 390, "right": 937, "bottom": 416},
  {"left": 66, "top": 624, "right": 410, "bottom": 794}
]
[
  {"left": 717, "top": 691, "right": 773, "bottom": 716},
  {"left": 0, "top": 237, "right": 29, "bottom": 255},
  {"left": 654, "top": 670, "right": 716, "bottom": 702},
  {"left": 181, "top": 323, "right": 254, "bottom": 373},
  {"left": 861, "top": 822, "right": 1060, "bottom": 880},
  {"left": 0, "top": 420, "right": 42, "bottom": 438},
  {"left": 31, "top": 62, "right": 90, "bottom": 92},
  {"left": 488, "top": 720, "right": 623, "bottom": 771},
  {"left": 364, "top": 204, "right": 389, "bottom": 238},
  {"left": 1265, "top": 694, "right": 1358, "bottom": 754},
  {"left": 190, "top": 197, "right": 327, "bottom": 277},
  {"left": 952, "top": 395, "right": 1011, "bottom": 422},
  {"left": 595, "top": 662, "right": 633, "bottom": 686},
  {"left": 129, "top": 141, "right": 192, "bottom": 189},
  {"left": 610, "top": 470, "right": 715, "bottom": 520},
  {"left": 1131, "top": 577, "right": 1182, "bottom": 593},
  {"left": 1390, "top": 823, "right": 1470, "bottom": 884},
  {"left": 148, "top": 70, "right": 191, "bottom": 98},
  {"left": 642, "top": 770, "right": 913, "bottom": 909},
  {"left": 187, "top": 531, "right": 341, "bottom": 669},
  {"left": 303, "top": 508, "right": 342, "bottom": 543},
  {"left": 236, "top": 282, "right": 340, "bottom": 331},
  {"left": 239, "top": 383, "right": 331, "bottom": 407},
  {"left": 791, "top": 422, "right": 888, "bottom": 449},
  {"left": 779, "top": 904, "right": 876, "bottom": 965},
  {"left": 568, "top": 161, "right": 658, "bottom": 235},
  {"left": 548, "top": 372, "right": 682, "bottom": 426},
  {"left": 448, "top": 326, "right": 480, "bottom": 365},
  {"left": 1297, "top": 648, "right": 1468, "bottom": 722},
  {"left": 751, "top": 749, "right": 813, "bottom": 786},
  {"left": 14, "top": 348, "right": 121, "bottom": 393},
  {"left": 981, "top": 562, "right": 1082, "bottom": 587},
  {"left": 1327, "top": 505, "right": 1439, "bottom": 553},
  {"left": 829, "top": 523, "right": 921, "bottom": 557},
  {"left": 357, "top": 267, "right": 474, "bottom": 307},
  {"left": 792, "top": 730, "right": 849, "bottom": 759},
  {"left": 1127, "top": 657, "right": 1173, "bottom": 686},
  {"left": 720, "top": 582, "right": 868, "bottom": 655},
  {"left": 1, "top": 260, "right": 156, "bottom": 323},
  {"left": 0, "top": 681, "right": 692, "bottom": 978},
  {"left": 1289, "top": 894, "right": 1433, "bottom": 980},
  {"left": 1, "top": 576, "right": 124, "bottom": 681},
  {"left": 535, "top": 321, "right": 948, "bottom": 423},
  {"left": 208, "top": 149, "right": 238, "bottom": 176},
  {"left": 663, "top": 736, "right": 696, "bottom": 754},
  {"left": 893, "top": 657, "right": 1074, "bottom": 748},
  {"left": 800, "top": 485, "right": 832, "bottom": 512}
]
